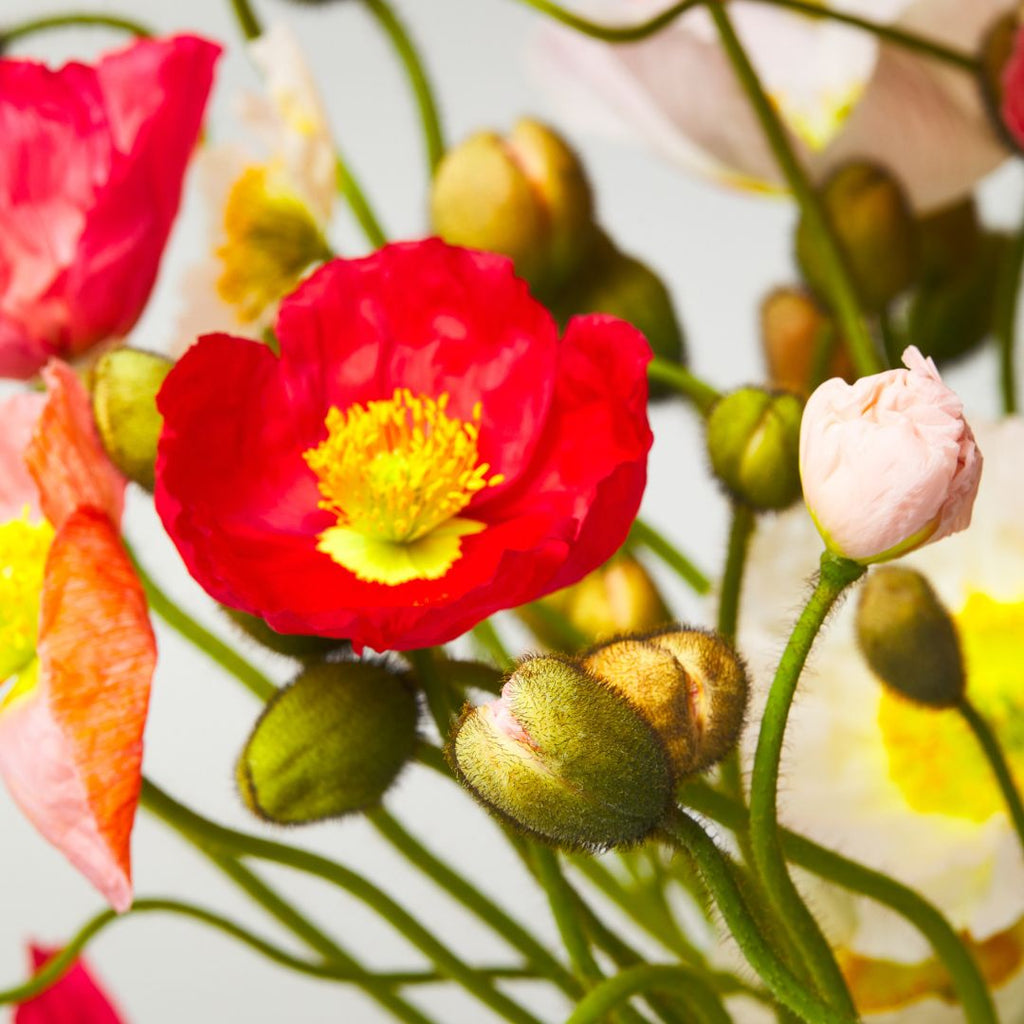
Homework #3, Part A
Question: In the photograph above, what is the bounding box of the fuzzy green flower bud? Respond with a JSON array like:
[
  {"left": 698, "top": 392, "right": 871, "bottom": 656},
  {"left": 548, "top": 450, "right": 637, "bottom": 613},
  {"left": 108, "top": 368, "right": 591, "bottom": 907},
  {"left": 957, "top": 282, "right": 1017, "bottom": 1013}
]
[
  {"left": 237, "top": 660, "right": 419, "bottom": 824},
  {"left": 856, "top": 567, "right": 965, "bottom": 708},
  {"left": 430, "top": 119, "right": 595, "bottom": 300},
  {"left": 223, "top": 607, "right": 347, "bottom": 661},
  {"left": 449, "top": 654, "right": 673, "bottom": 849},
  {"left": 706, "top": 387, "right": 803, "bottom": 511},
  {"left": 90, "top": 348, "right": 172, "bottom": 490},
  {"left": 796, "top": 162, "right": 918, "bottom": 312}
]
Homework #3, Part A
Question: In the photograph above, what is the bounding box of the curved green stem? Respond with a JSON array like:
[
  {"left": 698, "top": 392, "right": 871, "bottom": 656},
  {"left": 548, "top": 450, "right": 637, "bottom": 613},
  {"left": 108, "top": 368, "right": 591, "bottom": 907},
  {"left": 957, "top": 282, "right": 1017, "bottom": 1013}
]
[
  {"left": 228, "top": 0, "right": 261, "bottom": 40},
  {"left": 363, "top": 0, "right": 445, "bottom": 175},
  {"left": 681, "top": 781, "right": 999, "bottom": 1024},
  {"left": 707, "top": 2, "right": 882, "bottom": 378},
  {"left": 960, "top": 698, "right": 1024, "bottom": 856},
  {"left": 368, "top": 807, "right": 579, "bottom": 996},
  {"left": 335, "top": 155, "right": 389, "bottom": 249},
  {"left": 1, "top": 12, "right": 152, "bottom": 47},
  {"left": 659, "top": 809, "right": 853, "bottom": 1023},
  {"left": 507, "top": 0, "right": 976, "bottom": 69},
  {"left": 995, "top": 210, "right": 1024, "bottom": 415},
  {"left": 748, "top": 551, "right": 865, "bottom": 1014},
  {"left": 647, "top": 358, "right": 720, "bottom": 414},
  {"left": 141, "top": 778, "right": 544, "bottom": 1024},
  {"left": 629, "top": 518, "right": 711, "bottom": 595},
  {"left": 127, "top": 545, "right": 276, "bottom": 702}
]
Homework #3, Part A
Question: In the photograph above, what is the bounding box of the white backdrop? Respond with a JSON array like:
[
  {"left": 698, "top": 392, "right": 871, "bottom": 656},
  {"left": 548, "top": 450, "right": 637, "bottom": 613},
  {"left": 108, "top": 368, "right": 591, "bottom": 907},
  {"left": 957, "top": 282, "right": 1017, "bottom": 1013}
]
[{"left": 0, "top": 0, "right": 1021, "bottom": 1019}]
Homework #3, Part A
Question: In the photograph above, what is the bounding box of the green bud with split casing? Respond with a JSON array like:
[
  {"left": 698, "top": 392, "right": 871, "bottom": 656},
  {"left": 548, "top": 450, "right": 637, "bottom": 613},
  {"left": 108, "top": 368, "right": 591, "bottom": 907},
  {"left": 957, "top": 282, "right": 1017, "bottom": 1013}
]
[
  {"left": 223, "top": 606, "right": 348, "bottom": 661},
  {"left": 706, "top": 387, "right": 803, "bottom": 511},
  {"left": 448, "top": 654, "right": 673, "bottom": 849},
  {"left": 856, "top": 567, "right": 965, "bottom": 707},
  {"left": 90, "top": 348, "right": 173, "bottom": 490},
  {"left": 237, "top": 660, "right": 419, "bottom": 824},
  {"left": 796, "top": 162, "right": 918, "bottom": 312},
  {"left": 430, "top": 119, "right": 596, "bottom": 300}
]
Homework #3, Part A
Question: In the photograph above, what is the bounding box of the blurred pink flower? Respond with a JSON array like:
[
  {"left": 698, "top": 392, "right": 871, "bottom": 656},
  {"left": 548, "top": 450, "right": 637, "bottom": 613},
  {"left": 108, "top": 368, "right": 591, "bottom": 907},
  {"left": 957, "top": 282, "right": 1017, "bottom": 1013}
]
[
  {"left": 15, "top": 945, "right": 126, "bottom": 1023},
  {"left": 535, "top": 0, "right": 1012, "bottom": 211},
  {"left": 1002, "top": 26, "right": 1024, "bottom": 149},
  {"left": 0, "top": 34, "right": 221, "bottom": 380},
  {"left": 799, "top": 345, "right": 982, "bottom": 563}
]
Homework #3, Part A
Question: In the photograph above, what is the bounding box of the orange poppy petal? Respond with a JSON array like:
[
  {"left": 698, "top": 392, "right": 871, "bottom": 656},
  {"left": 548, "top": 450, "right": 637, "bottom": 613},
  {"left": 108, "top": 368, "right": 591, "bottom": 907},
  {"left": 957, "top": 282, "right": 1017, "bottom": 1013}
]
[
  {"left": 0, "top": 507, "right": 155, "bottom": 911},
  {"left": 24, "top": 361, "right": 125, "bottom": 530}
]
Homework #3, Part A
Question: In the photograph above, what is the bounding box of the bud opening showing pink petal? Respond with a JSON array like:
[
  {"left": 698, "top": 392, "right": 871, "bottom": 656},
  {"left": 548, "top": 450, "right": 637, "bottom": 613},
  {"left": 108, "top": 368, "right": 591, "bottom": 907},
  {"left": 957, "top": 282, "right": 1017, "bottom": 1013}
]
[{"left": 799, "top": 346, "right": 982, "bottom": 563}]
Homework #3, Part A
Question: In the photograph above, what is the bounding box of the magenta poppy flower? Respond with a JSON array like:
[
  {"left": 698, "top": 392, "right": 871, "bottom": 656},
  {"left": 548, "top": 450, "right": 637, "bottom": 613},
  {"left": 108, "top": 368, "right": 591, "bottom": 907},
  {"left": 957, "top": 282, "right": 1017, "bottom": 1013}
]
[
  {"left": 15, "top": 946, "right": 126, "bottom": 1023},
  {"left": 0, "top": 34, "right": 221, "bottom": 380}
]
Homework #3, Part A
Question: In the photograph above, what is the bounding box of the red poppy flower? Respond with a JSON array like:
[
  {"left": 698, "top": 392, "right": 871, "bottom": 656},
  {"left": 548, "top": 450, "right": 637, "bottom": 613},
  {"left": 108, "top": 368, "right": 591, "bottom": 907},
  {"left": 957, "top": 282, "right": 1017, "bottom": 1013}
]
[
  {"left": 1003, "top": 27, "right": 1024, "bottom": 150},
  {"left": 0, "top": 34, "right": 221, "bottom": 380},
  {"left": 15, "top": 946, "right": 126, "bottom": 1023},
  {"left": 156, "top": 240, "right": 652, "bottom": 652}
]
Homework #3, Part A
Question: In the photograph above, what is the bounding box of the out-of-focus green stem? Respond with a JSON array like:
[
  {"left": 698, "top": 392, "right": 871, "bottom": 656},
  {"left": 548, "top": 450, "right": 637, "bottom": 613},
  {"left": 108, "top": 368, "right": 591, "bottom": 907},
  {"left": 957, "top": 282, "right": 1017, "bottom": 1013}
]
[
  {"left": 995, "top": 211, "right": 1024, "bottom": 415},
  {"left": 629, "top": 518, "right": 711, "bottom": 595},
  {"left": 648, "top": 358, "right": 721, "bottom": 414},
  {"left": 1, "top": 12, "right": 152, "bottom": 47},
  {"left": 228, "top": 0, "right": 261, "bottom": 40}
]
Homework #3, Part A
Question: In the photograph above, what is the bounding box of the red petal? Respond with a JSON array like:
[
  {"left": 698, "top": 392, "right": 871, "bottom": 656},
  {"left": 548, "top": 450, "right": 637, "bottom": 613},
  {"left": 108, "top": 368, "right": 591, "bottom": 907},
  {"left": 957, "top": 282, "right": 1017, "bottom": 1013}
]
[
  {"left": 16, "top": 946, "right": 126, "bottom": 1023},
  {"left": 0, "top": 391, "right": 44, "bottom": 520}
]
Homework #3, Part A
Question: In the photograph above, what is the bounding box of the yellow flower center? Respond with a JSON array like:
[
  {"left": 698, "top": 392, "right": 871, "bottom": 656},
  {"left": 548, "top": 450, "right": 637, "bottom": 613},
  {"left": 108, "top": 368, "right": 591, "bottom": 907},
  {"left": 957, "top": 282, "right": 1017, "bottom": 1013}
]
[
  {"left": 0, "top": 511, "right": 53, "bottom": 685},
  {"left": 880, "top": 592, "right": 1024, "bottom": 822},
  {"left": 303, "top": 389, "right": 504, "bottom": 586},
  {"left": 216, "top": 165, "right": 331, "bottom": 323}
]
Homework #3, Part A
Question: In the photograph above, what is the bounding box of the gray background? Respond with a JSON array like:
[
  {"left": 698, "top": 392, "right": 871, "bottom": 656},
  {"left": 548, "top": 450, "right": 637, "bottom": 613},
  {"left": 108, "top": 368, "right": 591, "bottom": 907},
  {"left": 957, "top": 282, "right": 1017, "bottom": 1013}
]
[{"left": 0, "top": 0, "right": 1021, "bottom": 1019}]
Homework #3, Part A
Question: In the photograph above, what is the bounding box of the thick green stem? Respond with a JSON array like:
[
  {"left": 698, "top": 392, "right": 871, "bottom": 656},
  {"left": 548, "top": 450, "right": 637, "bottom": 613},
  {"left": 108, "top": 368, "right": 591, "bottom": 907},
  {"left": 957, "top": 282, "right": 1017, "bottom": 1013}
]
[
  {"left": 507, "top": 0, "right": 976, "bottom": 69},
  {"left": 141, "top": 779, "right": 544, "bottom": 1024},
  {"left": 748, "top": 552, "right": 865, "bottom": 1013},
  {"left": 368, "top": 808, "right": 579, "bottom": 996},
  {"left": 995, "top": 211, "right": 1024, "bottom": 415},
  {"left": 682, "top": 781, "right": 999, "bottom": 1024},
  {"left": 629, "top": 518, "right": 711, "bottom": 595},
  {"left": 708, "top": 2, "right": 882, "bottom": 378},
  {"left": 659, "top": 810, "right": 853, "bottom": 1023},
  {"left": 960, "top": 699, "right": 1024, "bottom": 856},
  {"left": 362, "top": 0, "right": 445, "bottom": 175},
  {"left": 408, "top": 647, "right": 459, "bottom": 738},
  {"left": 1, "top": 12, "right": 152, "bottom": 47},
  {"left": 127, "top": 545, "right": 276, "bottom": 702},
  {"left": 228, "top": 0, "right": 261, "bottom": 40},
  {"left": 647, "top": 359, "right": 720, "bottom": 414}
]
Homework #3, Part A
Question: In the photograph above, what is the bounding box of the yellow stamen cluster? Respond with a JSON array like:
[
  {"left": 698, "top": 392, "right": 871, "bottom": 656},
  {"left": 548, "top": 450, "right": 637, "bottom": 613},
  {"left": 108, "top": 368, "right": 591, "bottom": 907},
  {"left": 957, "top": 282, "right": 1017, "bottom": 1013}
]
[
  {"left": 0, "top": 511, "right": 54, "bottom": 683},
  {"left": 303, "top": 390, "right": 503, "bottom": 585}
]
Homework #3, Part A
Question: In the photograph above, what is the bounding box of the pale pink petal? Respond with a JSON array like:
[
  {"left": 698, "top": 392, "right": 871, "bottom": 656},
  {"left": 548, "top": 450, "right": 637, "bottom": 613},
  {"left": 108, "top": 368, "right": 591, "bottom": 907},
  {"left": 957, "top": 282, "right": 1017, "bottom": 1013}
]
[{"left": 0, "top": 391, "right": 45, "bottom": 520}]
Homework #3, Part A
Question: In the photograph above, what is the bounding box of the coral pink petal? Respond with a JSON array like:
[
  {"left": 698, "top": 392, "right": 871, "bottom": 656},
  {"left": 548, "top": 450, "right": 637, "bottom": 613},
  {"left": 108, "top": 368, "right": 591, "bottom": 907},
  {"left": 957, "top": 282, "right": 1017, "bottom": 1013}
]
[
  {"left": 25, "top": 361, "right": 125, "bottom": 530},
  {"left": 0, "top": 508, "right": 155, "bottom": 911},
  {"left": 16, "top": 946, "right": 126, "bottom": 1023},
  {"left": 0, "top": 391, "right": 45, "bottom": 519}
]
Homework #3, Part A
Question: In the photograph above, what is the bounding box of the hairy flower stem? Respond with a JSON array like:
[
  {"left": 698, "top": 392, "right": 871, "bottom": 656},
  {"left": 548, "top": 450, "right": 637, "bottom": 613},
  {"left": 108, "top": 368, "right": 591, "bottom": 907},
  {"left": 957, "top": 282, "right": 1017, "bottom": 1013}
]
[
  {"left": 718, "top": 503, "right": 755, "bottom": 647},
  {"left": 647, "top": 358, "right": 720, "bottom": 414},
  {"left": 681, "top": 781, "right": 999, "bottom": 1024},
  {"left": 747, "top": 551, "right": 865, "bottom": 1015},
  {"left": 959, "top": 698, "right": 1024, "bottom": 858},
  {"left": 707, "top": 1, "right": 883, "bottom": 378},
  {"left": 658, "top": 809, "right": 854, "bottom": 1023}
]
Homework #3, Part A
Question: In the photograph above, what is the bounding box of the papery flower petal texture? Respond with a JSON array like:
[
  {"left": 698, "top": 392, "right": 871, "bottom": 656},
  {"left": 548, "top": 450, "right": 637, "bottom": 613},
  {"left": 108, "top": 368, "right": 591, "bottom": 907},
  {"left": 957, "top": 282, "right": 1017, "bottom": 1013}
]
[
  {"left": 0, "top": 34, "right": 221, "bottom": 379},
  {"left": 0, "top": 363, "right": 156, "bottom": 912},
  {"left": 156, "top": 239, "right": 652, "bottom": 652},
  {"left": 15, "top": 946, "right": 127, "bottom": 1023},
  {"left": 799, "top": 345, "right": 982, "bottom": 563},
  {"left": 536, "top": 0, "right": 1012, "bottom": 211}
]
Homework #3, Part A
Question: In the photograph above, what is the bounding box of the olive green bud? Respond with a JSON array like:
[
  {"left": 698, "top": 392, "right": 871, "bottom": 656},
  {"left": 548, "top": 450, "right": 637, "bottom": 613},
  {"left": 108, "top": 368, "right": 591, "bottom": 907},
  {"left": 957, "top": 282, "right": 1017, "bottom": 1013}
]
[
  {"left": 760, "top": 287, "right": 855, "bottom": 396},
  {"left": 980, "top": 12, "right": 1023, "bottom": 150},
  {"left": 906, "top": 231, "right": 1005, "bottom": 365},
  {"left": 856, "top": 567, "right": 965, "bottom": 707},
  {"left": 706, "top": 387, "right": 803, "bottom": 511},
  {"left": 430, "top": 119, "right": 596, "bottom": 300},
  {"left": 917, "top": 198, "right": 982, "bottom": 282},
  {"left": 223, "top": 606, "right": 347, "bottom": 661},
  {"left": 237, "top": 660, "right": 419, "bottom": 824},
  {"left": 518, "top": 554, "right": 671, "bottom": 651},
  {"left": 448, "top": 654, "right": 673, "bottom": 849},
  {"left": 796, "top": 162, "right": 918, "bottom": 312},
  {"left": 89, "top": 348, "right": 173, "bottom": 490},
  {"left": 551, "top": 233, "right": 685, "bottom": 389}
]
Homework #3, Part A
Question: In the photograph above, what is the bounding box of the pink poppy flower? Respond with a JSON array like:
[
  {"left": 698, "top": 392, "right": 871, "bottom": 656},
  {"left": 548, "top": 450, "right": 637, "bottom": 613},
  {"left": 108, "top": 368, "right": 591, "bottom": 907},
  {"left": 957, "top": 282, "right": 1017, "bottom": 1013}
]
[
  {"left": 15, "top": 945, "right": 126, "bottom": 1023},
  {"left": 1002, "top": 26, "right": 1024, "bottom": 149}
]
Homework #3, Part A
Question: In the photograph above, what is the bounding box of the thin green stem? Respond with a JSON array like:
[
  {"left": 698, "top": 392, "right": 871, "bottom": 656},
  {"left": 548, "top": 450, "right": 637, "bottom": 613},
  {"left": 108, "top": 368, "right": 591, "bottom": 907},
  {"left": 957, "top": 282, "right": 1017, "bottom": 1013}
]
[
  {"left": 141, "top": 779, "right": 544, "bottom": 1024},
  {"left": 1, "top": 12, "right": 152, "bottom": 47},
  {"left": 647, "top": 358, "right": 720, "bottom": 414},
  {"left": 708, "top": 2, "right": 882, "bottom": 378},
  {"left": 995, "top": 210, "right": 1024, "bottom": 415},
  {"left": 522, "top": 599, "right": 591, "bottom": 652},
  {"left": 368, "top": 807, "right": 579, "bottom": 996},
  {"left": 472, "top": 618, "right": 515, "bottom": 670},
  {"left": 507, "top": 0, "right": 976, "bottom": 69},
  {"left": 228, "top": 0, "right": 261, "bottom": 40},
  {"left": 808, "top": 321, "right": 839, "bottom": 393},
  {"left": 681, "top": 781, "right": 999, "bottom": 1024},
  {"left": 748, "top": 551, "right": 864, "bottom": 1014},
  {"left": 363, "top": 0, "right": 445, "bottom": 175},
  {"left": 960, "top": 698, "right": 1024, "bottom": 856},
  {"left": 336, "top": 155, "right": 389, "bottom": 249},
  {"left": 408, "top": 647, "right": 459, "bottom": 738},
  {"left": 127, "top": 544, "right": 276, "bottom": 702},
  {"left": 718, "top": 503, "right": 755, "bottom": 646},
  {"left": 629, "top": 518, "right": 711, "bottom": 595},
  {"left": 659, "top": 809, "right": 853, "bottom": 1024}
]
